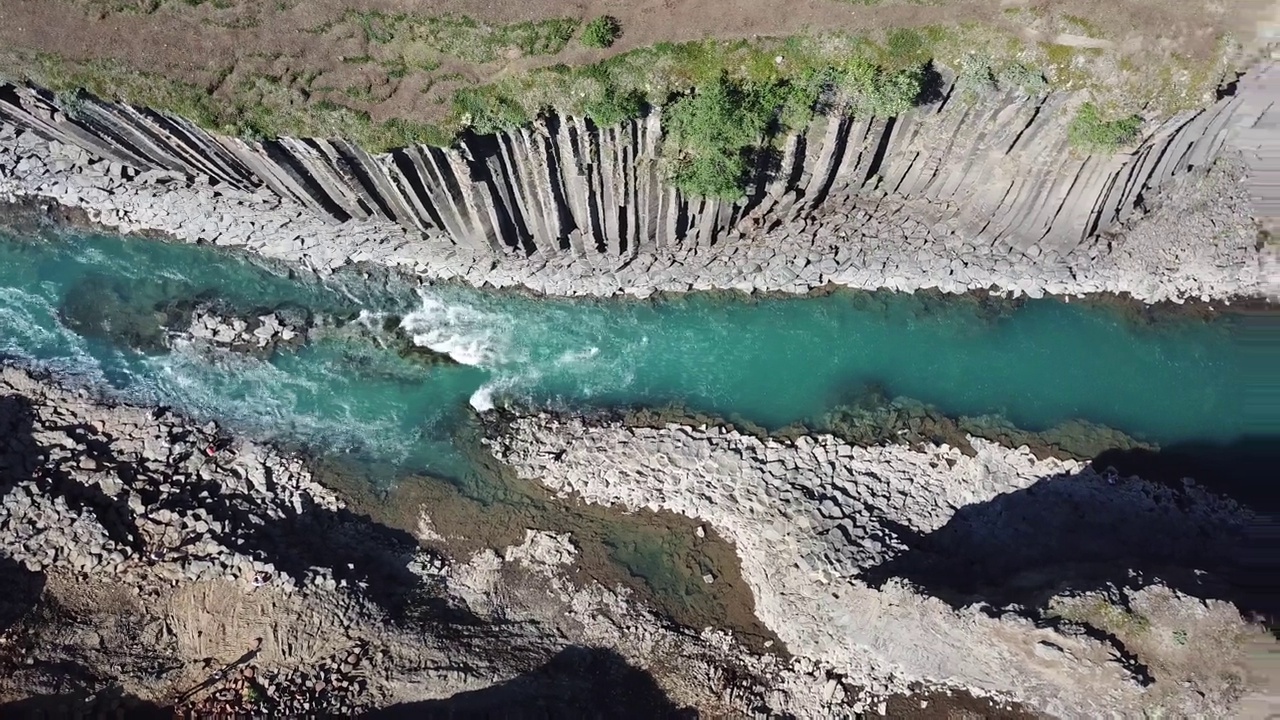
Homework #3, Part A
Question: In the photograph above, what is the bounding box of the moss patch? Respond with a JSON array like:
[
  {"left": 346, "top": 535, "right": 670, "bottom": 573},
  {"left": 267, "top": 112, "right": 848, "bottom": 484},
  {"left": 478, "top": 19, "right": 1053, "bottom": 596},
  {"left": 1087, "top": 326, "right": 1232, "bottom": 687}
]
[{"left": 1049, "top": 595, "right": 1152, "bottom": 638}]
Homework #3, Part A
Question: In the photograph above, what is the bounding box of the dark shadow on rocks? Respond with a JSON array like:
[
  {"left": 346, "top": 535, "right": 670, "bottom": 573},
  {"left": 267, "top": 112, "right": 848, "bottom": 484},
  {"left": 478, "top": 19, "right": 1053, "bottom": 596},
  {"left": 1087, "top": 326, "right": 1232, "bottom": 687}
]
[
  {"left": 0, "top": 687, "right": 169, "bottom": 720},
  {"left": 150, "top": 478, "right": 486, "bottom": 628},
  {"left": 0, "top": 395, "right": 47, "bottom": 634},
  {"left": 0, "top": 554, "right": 44, "bottom": 636},
  {"left": 916, "top": 62, "right": 948, "bottom": 107},
  {"left": 1093, "top": 436, "right": 1280, "bottom": 621},
  {"left": 859, "top": 440, "right": 1277, "bottom": 627},
  {"left": 1093, "top": 436, "right": 1279, "bottom": 514},
  {"left": 0, "top": 392, "right": 146, "bottom": 554},
  {"left": 365, "top": 646, "right": 697, "bottom": 720},
  {"left": 0, "top": 380, "right": 483, "bottom": 629}
]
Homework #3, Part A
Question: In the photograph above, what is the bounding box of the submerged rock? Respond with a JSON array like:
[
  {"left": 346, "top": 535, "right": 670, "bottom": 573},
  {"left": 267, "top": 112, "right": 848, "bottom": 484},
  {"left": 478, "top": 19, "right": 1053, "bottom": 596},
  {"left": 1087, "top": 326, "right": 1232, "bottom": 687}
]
[
  {"left": 179, "top": 302, "right": 309, "bottom": 356},
  {"left": 318, "top": 313, "right": 458, "bottom": 368},
  {"left": 813, "top": 389, "right": 977, "bottom": 455},
  {"left": 381, "top": 314, "right": 458, "bottom": 368},
  {"left": 58, "top": 272, "right": 172, "bottom": 352},
  {"left": 960, "top": 414, "right": 1152, "bottom": 460}
]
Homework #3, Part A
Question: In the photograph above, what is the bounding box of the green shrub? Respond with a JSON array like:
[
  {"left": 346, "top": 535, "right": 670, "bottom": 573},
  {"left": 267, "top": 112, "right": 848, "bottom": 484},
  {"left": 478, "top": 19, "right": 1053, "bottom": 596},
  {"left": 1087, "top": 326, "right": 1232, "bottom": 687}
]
[
  {"left": 452, "top": 87, "right": 531, "bottom": 134},
  {"left": 583, "top": 85, "right": 644, "bottom": 127},
  {"left": 1068, "top": 102, "right": 1142, "bottom": 152},
  {"left": 581, "top": 16, "right": 621, "bottom": 49},
  {"left": 670, "top": 152, "right": 752, "bottom": 200},
  {"left": 664, "top": 74, "right": 777, "bottom": 199},
  {"left": 776, "top": 66, "right": 836, "bottom": 129},
  {"left": 55, "top": 88, "right": 88, "bottom": 120},
  {"left": 839, "top": 58, "right": 923, "bottom": 116},
  {"left": 954, "top": 55, "right": 997, "bottom": 101},
  {"left": 997, "top": 62, "right": 1048, "bottom": 97}
]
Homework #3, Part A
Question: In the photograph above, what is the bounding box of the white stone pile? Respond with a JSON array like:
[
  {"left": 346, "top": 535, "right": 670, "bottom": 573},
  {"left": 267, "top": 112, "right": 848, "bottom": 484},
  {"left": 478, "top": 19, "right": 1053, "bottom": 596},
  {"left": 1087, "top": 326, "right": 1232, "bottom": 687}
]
[{"left": 185, "top": 308, "right": 302, "bottom": 352}]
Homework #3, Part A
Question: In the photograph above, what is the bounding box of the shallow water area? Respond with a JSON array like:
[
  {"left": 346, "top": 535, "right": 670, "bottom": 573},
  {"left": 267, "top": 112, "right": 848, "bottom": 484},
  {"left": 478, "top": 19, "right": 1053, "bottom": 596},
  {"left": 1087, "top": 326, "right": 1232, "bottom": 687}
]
[{"left": 0, "top": 225, "right": 1274, "bottom": 633}]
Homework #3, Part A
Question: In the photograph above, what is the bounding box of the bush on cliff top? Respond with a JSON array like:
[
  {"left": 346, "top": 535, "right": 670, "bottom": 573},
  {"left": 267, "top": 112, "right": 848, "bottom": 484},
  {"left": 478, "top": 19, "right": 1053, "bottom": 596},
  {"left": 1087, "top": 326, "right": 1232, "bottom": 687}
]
[
  {"left": 839, "top": 58, "right": 923, "bottom": 116},
  {"left": 1068, "top": 102, "right": 1142, "bottom": 152},
  {"left": 664, "top": 74, "right": 778, "bottom": 199},
  {"left": 662, "top": 58, "right": 926, "bottom": 198},
  {"left": 582, "top": 84, "right": 645, "bottom": 127},
  {"left": 581, "top": 16, "right": 621, "bottom": 49}
]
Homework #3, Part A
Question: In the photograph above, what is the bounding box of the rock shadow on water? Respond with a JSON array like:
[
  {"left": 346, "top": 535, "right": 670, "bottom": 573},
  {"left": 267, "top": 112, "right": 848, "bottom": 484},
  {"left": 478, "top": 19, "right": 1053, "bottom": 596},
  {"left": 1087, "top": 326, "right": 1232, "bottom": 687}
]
[
  {"left": 319, "top": 414, "right": 784, "bottom": 655},
  {"left": 365, "top": 646, "right": 696, "bottom": 720}
]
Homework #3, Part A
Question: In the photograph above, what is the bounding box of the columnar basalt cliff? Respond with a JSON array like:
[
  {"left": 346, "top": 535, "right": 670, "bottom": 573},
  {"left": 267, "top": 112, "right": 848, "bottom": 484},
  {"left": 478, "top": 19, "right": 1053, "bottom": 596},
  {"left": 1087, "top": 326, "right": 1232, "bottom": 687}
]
[
  {"left": 0, "top": 78, "right": 1261, "bottom": 251},
  {"left": 0, "top": 65, "right": 1275, "bottom": 301}
]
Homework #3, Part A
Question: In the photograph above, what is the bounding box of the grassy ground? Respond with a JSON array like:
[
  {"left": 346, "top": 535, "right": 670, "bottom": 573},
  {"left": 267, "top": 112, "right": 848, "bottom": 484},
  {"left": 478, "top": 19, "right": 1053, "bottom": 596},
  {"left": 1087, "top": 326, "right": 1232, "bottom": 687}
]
[
  {"left": 2, "top": 20, "right": 1237, "bottom": 140},
  {"left": 8, "top": 51, "right": 453, "bottom": 149},
  {"left": 0, "top": 2, "right": 1253, "bottom": 192}
]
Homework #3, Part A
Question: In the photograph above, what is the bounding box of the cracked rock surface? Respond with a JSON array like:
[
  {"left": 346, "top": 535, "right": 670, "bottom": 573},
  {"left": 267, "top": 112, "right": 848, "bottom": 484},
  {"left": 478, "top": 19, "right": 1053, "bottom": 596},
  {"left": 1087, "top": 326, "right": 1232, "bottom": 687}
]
[
  {"left": 488, "top": 413, "right": 1263, "bottom": 718},
  {"left": 0, "top": 366, "right": 878, "bottom": 718}
]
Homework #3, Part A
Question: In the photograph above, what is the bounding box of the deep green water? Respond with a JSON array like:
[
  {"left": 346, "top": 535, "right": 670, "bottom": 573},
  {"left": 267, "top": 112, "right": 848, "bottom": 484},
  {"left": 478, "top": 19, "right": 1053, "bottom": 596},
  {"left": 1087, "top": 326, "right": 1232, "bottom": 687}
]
[{"left": 0, "top": 228, "right": 1274, "bottom": 489}]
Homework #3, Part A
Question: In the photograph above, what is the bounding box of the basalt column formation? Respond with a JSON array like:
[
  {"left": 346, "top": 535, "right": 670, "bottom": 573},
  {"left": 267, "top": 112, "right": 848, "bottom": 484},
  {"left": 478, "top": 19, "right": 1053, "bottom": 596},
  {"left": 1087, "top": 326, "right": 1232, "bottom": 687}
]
[{"left": 2, "top": 70, "right": 1272, "bottom": 267}]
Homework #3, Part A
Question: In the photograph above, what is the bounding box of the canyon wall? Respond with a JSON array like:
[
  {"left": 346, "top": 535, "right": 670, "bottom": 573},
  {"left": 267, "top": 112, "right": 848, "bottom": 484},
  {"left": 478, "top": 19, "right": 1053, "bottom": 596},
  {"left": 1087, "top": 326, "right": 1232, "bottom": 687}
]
[
  {"left": 0, "top": 74, "right": 1265, "bottom": 262},
  {"left": 1, "top": 67, "right": 1274, "bottom": 302}
]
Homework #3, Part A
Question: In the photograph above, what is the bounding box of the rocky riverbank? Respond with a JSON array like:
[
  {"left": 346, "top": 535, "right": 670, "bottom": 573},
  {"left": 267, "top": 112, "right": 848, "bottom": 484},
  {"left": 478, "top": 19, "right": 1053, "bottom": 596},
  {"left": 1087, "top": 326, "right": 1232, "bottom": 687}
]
[
  {"left": 0, "top": 364, "right": 885, "bottom": 718},
  {"left": 0, "top": 87, "right": 1274, "bottom": 303},
  {"left": 487, "top": 412, "right": 1268, "bottom": 718}
]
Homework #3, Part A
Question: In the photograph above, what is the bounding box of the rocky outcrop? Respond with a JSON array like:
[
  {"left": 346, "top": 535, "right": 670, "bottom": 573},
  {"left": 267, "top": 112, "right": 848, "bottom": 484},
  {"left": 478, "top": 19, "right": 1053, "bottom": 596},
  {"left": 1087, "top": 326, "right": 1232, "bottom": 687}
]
[
  {"left": 487, "top": 413, "right": 1261, "bottom": 718},
  {"left": 0, "top": 364, "right": 905, "bottom": 718},
  {"left": 180, "top": 306, "right": 306, "bottom": 355},
  {"left": 0, "top": 67, "right": 1274, "bottom": 301}
]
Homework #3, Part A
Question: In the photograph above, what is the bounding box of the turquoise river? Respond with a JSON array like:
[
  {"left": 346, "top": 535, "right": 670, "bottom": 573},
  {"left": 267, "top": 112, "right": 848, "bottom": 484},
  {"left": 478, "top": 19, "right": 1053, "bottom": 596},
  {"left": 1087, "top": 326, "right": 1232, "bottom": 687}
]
[
  {"left": 4, "top": 224, "right": 1277, "bottom": 626},
  {"left": 1, "top": 227, "right": 1274, "bottom": 489}
]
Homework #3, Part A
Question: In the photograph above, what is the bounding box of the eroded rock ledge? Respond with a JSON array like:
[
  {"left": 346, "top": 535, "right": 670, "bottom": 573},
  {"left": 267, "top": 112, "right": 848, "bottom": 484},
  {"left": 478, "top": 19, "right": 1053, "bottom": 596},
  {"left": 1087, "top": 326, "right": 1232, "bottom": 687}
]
[
  {"left": 487, "top": 413, "right": 1263, "bottom": 718},
  {"left": 0, "top": 365, "right": 873, "bottom": 717},
  {"left": 1, "top": 65, "right": 1275, "bottom": 302}
]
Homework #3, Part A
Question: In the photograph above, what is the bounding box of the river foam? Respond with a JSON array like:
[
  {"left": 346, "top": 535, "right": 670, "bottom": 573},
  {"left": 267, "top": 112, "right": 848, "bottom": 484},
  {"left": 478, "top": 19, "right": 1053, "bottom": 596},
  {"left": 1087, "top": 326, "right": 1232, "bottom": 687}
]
[
  {"left": 400, "top": 292, "right": 508, "bottom": 368},
  {"left": 398, "top": 289, "right": 616, "bottom": 412}
]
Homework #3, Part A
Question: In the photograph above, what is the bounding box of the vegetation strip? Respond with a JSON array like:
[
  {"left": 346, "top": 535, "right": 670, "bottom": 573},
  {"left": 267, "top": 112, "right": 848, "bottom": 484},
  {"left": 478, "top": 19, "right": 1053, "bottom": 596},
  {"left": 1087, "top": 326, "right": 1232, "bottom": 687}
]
[{"left": 0, "top": 17, "right": 1237, "bottom": 195}]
